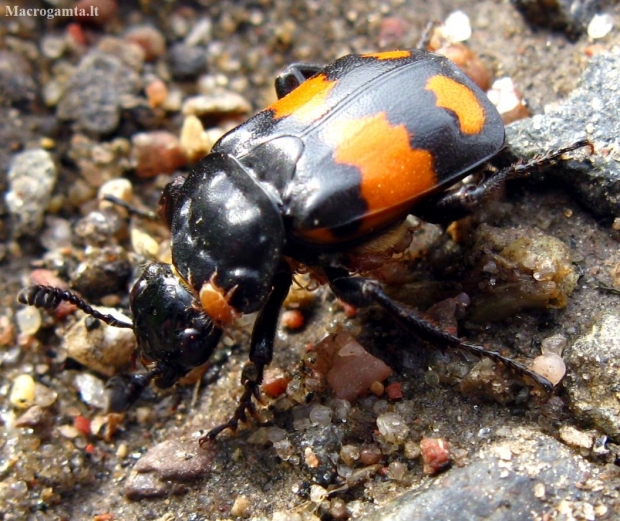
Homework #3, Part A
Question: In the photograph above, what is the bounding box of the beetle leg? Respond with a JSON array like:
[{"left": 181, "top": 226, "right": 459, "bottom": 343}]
[
  {"left": 201, "top": 263, "right": 293, "bottom": 442},
  {"left": 416, "top": 20, "right": 439, "bottom": 51},
  {"left": 105, "top": 369, "right": 159, "bottom": 413},
  {"left": 275, "top": 63, "right": 325, "bottom": 98},
  {"left": 416, "top": 139, "right": 592, "bottom": 224},
  {"left": 325, "top": 267, "right": 554, "bottom": 392}
]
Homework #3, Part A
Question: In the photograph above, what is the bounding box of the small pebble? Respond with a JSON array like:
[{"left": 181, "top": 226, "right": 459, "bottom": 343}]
[
  {"left": 273, "top": 513, "right": 302, "bottom": 521},
  {"left": 167, "top": 43, "right": 208, "bottom": 80},
  {"left": 359, "top": 444, "right": 382, "bottom": 465},
  {"left": 262, "top": 368, "right": 291, "bottom": 398},
  {"left": 588, "top": 14, "right": 614, "bottom": 40},
  {"left": 97, "top": 36, "right": 145, "bottom": 71},
  {"left": 558, "top": 425, "right": 595, "bottom": 449},
  {"left": 309, "top": 484, "right": 327, "bottom": 503},
  {"left": 125, "top": 25, "right": 167, "bottom": 61},
  {"left": 376, "top": 412, "right": 409, "bottom": 444},
  {"left": 329, "top": 498, "right": 348, "bottom": 520},
  {"left": 15, "top": 306, "right": 42, "bottom": 336},
  {"left": 34, "top": 382, "right": 58, "bottom": 407},
  {"left": 180, "top": 115, "right": 212, "bottom": 163},
  {"left": 181, "top": 92, "right": 251, "bottom": 117},
  {"left": 541, "top": 334, "right": 568, "bottom": 356},
  {"left": 370, "top": 381, "right": 385, "bottom": 396},
  {"left": 340, "top": 444, "right": 360, "bottom": 467},
  {"left": 41, "top": 35, "right": 67, "bottom": 59},
  {"left": 330, "top": 398, "right": 351, "bottom": 421},
  {"left": 420, "top": 437, "right": 452, "bottom": 475},
  {"left": 231, "top": 496, "right": 252, "bottom": 518},
  {"left": 145, "top": 79, "right": 168, "bottom": 108},
  {"left": 487, "top": 77, "right": 530, "bottom": 124},
  {"left": 117, "top": 443, "right": 129, "bottom": 458},
  {"left": 534, "top": 482, "right": 546, "bottom": 499},
  {"left": 57, "top": 52, "right": 140, "bottom": 135},
  {"left": 282, "top": 309, "right": 305, "bottom": 330},
  {"left": 442, "top": 11, "right": 472, "bottom": 42},
  {"left": 387, "top": 461, "right": 406, "bottom": 481},
  {"left": 58, "top": 424, "right": 81, "bottom": 439},
  {"left": 64, "top": 310, "right": 135, "bottom": 376},
  {"left": 15, "top": 405, "right": 52, "bottom": 429},
  {"left": 131, "top": 228, "right": 160, "bottom": 258},
  {"left": 99, "top": 178, "right": 133, "bottom": 211},
  {"left": 74, "top": 415, "right": 91, "bottom": 436},
  {"left": 6, "top": 149, "right": 57, "bottom": 237},
  {"left": 0, "top": 316, "right": 15, "bottom": 346},
  {"left": 304, "top": 447, "right": 320, "bottom": 468},
  {"left": 10, "top": 374, "right": 36, "bottom": 409},
  {"left": 530, "top": 353, "right": 566, "bottom": 386},
  {"left": 75, "top": 373, "right": 107, "bottom": 409},
  {"left": 131, "top": 131, "right": 187, "bottom": 178},
  {"left": 309, "top": 404, "right": 332, "bottom": 426}
]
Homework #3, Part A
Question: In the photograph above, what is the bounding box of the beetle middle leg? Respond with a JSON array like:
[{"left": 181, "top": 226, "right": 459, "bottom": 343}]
[
  {"left": 325, "top": 267, "right": 554, "bottom": 391},
  {"left": 201, "top": 263, "right": 293, "bottom": 443}
]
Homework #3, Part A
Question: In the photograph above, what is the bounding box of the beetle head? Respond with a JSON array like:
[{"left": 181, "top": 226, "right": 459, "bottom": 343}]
[{"left": 129, "top": 261, "right": 223, "bottom": 389}]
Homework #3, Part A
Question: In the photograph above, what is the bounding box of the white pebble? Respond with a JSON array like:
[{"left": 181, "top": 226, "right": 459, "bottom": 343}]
[
  {"left": 310, "top": 484, "right": 327, "bottom": 503},
  {"left": 309, "top": 404, "right": 332, "bottom": 426},
  {"left": 443, "top": 10, "right": 472, "bottom": 43},
  {"left": 75, "top": 373, "right": 107, "bottom": 409},
  {"left": 588, "top": 13, "right": 613, "bottom": 40},
  {"left": 15, "top": 306, "right": 42, "bottom": 336},
  {"left": 377, "top": 412, "right": 409, "bottom": 443}
]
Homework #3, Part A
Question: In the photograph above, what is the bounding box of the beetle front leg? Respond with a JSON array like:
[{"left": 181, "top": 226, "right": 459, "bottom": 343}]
[
  {"left": 202, "top": 263, "right": 293, "bottom": 442},
  {"left": 326, "top": 267, "right": 554, "bottom": 392},
  {"left": 416, "top": 140, "right": 592, "bottom": 224}
]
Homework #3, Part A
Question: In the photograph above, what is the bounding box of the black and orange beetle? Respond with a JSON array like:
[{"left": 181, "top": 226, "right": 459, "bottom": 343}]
[{"left": 19, "top": 49, "right": 589, "bottom": 441}]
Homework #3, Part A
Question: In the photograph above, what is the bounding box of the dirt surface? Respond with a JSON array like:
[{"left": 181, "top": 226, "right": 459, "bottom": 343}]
[{"left": 1, "top": 1, "right": 620, "bottom": 520}]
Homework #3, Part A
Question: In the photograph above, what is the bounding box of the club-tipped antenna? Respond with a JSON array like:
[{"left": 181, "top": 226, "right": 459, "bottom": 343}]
[{"left": 17, "top": 285, "right": 133, "bottom": 329}]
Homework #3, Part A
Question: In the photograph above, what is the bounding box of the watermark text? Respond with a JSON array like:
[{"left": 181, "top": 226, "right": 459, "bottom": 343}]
[{"left": 5, "top": 6, "right": 100, "bottom": 19}]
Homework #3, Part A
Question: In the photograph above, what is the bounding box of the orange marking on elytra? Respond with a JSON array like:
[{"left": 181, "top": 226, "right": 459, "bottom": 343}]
[
  {"left": 327, "top": 113, "right": 436, "bottom": 230},
  {"left": 268, "top": 74, "right": 336, "bottom": 123},
  {"left": 425, "top": 75, "right": 485, "bottom": 135},
  {"left": 361, "top": 50, "right": 412, "bottom": 60}
]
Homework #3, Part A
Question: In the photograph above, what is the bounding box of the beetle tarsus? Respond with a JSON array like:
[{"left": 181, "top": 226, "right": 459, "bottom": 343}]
[{"left": 200, "top": 381, "right": 261, "bottom": 444}]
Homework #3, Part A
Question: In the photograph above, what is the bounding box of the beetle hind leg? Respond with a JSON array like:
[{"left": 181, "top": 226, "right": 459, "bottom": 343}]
[
  {"left": 415, "top": 139, "right": 592, "bottom": 224},
  {"left": 274, "top": 64, "right": 324, "bottom": 98},
  {"left": 326, "top": 268, "right": 554, "bottom": 392}
]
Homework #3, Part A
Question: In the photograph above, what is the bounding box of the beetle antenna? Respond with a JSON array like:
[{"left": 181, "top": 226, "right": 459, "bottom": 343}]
[
  {"left": 17, "top": 285, "right": 134, "bottom": 329},
  {"left": 102, "top": 194, "right": 159, "bottom": 220}
]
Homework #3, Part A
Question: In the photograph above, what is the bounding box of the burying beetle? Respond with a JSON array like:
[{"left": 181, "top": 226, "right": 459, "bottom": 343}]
[{"left": 19, "top": 48, "right": 591, "bottom": 442}]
